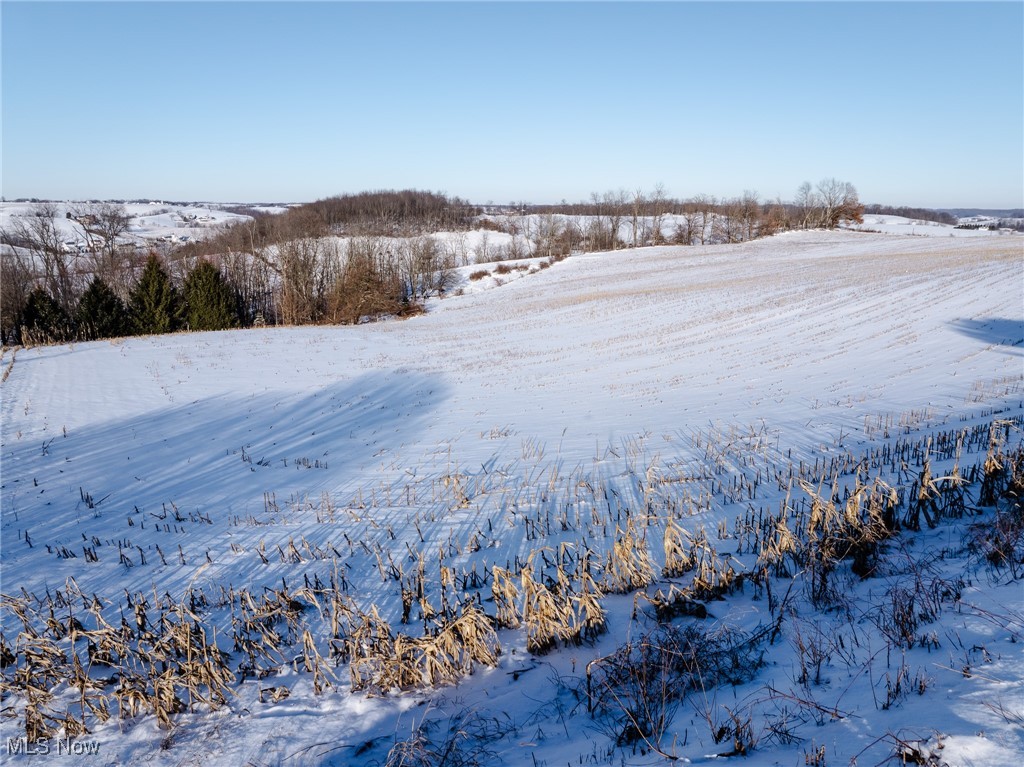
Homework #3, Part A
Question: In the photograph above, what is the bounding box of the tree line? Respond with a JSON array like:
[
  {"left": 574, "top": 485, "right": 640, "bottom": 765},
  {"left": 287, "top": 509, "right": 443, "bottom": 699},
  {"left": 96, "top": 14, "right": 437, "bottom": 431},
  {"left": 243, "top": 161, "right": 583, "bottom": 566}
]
[
  {"left": 862, "top": 204, "right": 957, "bottom": 225},
  {"left": 0, "top": 196, "right": 462, "bottom": 345},
  {"left": 1, "top": 234, "right": 448, "bottom": 345},
  {"left": 1, "top": 181, "right": 867, "bottom": 345},
  {"left": 487, "top": 178, "right": 864, "bottom": 252},
  {"left": 185, "top": 189, "right": 477, "bottom": 260},
  {"left": 7, "top": 254, "right": 242, "bottom": 345}
]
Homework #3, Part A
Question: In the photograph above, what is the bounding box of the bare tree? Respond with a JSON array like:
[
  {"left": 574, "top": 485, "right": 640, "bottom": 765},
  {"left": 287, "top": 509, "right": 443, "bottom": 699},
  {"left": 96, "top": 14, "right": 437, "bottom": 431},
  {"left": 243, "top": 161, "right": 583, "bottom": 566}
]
[
  {"left": 400, "top": 236, "right": 454, "bottom": 300},
  {"left": 585, "top": 192, "right": 613, "bottom": 251},
  {"left": 794, "top": 181, "right": 816, "bottom": 228},
  {"left": 530, "top": 213, "right": 564, "bottom": 260},
  {"left": 475, "top": 230, "right": 491, "bottom": 264},
  {"left": 759, "top": 196, "right": 790, "bottom": 236},
  {"left": 714, "top": 197, "right": 743, "bottom": 244},
  {"left": 71, "top": 202, "right": 131, "bottom": 254},
  {"left": 277, "top": 236, "right": 339, "bottom": 325},
  {"left": 220, "top": 248, "right": 275, "bottom": 325},
  {"left": 605, "top": 189, "right": 629, "bottom": 249},
  {"left": 671, "top": 194, "right": 697, "bottom": 245},
  {"left": 815, "top": 178, "right": 863, "bottom": 228},
  {"left": 795, "top": 179, "right": 864, "bottom": 229},
  {"left": 66, "top": 203, "right": 139, "bottom": 300},
  {"left": 0, "top": 250, "right": 35, "bottom": 343},
  {"left": 444, "top": 231, "right": 469, "bottom": 267},
  {"left": 327, "top": 237, "right": 405, "bottom": 324},
  {"left": 649, "top": 183, "right": 669, "bottom": 244},
  {"left": 673, "top": 213, "right": 697, "bottom": 246},
  {"left": 630, "top": 188, "right": 646, "bottom": 247},
  {"left": 690, "top": 194, "right": 716, "bottom": 245},
  {"left": 739, "top": 190, "right": 761, "bottom": 241},
  {"left": 2, "top": 203, "right": 81, "bottom": 315},
  {"left": 506, "top": 231, "right": 529, "bottom": 260},
  {"left": 558, "top": 216, "right": 583, "bottom": 256}
]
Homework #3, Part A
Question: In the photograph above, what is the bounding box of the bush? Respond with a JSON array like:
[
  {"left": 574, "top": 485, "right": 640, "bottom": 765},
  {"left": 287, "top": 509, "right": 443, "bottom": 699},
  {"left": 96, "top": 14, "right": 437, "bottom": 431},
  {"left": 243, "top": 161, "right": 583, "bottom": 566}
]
[
  {"left": 585, "top": 624, "right": 765, "bottom": 755},
  {"left": 326, "top": 247, "right": 404, "bottom": 325},
  {"left": 468, "top": 270, "right": 489, "bottom": 281}
]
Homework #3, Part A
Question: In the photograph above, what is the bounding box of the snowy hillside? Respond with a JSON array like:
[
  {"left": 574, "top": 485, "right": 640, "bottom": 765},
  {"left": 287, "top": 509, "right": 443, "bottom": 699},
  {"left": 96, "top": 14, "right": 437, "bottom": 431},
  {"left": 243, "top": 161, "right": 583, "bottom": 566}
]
[
  {"left": 0, "top": 201, "right": 253, "bottom": 250},
  {"left": 3, "top": 202, "right": 1013, "bottom": 265},
  {"left": 848, "top": 213, "right": 1020, "bottom": 237},
  {"left": 1, "top": 230, "right": 1022, "bottom": 766}
]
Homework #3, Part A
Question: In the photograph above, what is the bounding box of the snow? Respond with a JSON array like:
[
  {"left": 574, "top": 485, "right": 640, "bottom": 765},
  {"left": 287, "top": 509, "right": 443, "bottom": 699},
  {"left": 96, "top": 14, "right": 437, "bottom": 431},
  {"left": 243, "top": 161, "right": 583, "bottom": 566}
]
[
  {"left": 0, "top": 201, "right": 253, "bottom": 249},
  {"left": 847, "top": 213, "right": 1016, "bottom": 237},
  {"left": 429, "top": 228, "right": 528, "bottom": 263},
  {"left": 1, "top": 229, "right": 1023, "bottom": 766},
  {"left": 3, "top": 202, "right": 1011, "bottom": 260}
]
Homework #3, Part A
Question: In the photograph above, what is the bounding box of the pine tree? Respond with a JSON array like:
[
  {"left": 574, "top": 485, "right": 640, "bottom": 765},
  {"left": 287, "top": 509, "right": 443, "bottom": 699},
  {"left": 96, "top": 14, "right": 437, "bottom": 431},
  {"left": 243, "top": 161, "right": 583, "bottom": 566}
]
[
  {"left": 20, "top": 287, "right": 72, "bottom": 344},
  {"left": 76, "top": 277, "right": 129, "bottom": 340},
  {"left": 183, "top": 260, "right": 239, "bottom": 331},
  {"left": 129, "top": 255, "right": 182, "bottom": 335}
]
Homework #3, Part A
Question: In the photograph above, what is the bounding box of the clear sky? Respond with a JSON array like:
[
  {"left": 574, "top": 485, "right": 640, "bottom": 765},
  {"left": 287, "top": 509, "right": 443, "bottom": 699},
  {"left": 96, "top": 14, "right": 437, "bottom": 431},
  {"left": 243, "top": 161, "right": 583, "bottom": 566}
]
[{"left": 3, "top": 1, "right": 1022, "bottom": 208}]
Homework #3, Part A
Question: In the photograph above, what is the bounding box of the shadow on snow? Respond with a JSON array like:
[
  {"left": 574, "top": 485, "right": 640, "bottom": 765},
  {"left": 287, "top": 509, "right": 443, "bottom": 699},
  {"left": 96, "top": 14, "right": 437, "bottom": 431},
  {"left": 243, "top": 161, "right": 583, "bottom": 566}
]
[
  {"left": 949, "top": 317, "right": 1024, "bottom": 355},
  {"left": 0, "top": 369, "right": 448, "bottom": 584}
]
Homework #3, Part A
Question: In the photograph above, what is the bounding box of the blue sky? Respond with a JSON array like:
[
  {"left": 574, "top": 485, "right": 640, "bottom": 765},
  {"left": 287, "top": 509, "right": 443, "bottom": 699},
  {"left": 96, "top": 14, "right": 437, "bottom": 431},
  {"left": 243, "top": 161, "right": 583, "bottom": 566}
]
[{"left": 3, "top": 1, "right": 1022, "bottom": 207}]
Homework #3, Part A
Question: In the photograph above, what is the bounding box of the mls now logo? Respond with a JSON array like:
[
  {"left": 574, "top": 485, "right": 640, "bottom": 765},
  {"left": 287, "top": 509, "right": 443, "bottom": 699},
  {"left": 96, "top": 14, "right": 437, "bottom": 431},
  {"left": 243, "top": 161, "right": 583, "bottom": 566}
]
[{"left": 7, "top": 737, "right": 101, "bottom": 756}]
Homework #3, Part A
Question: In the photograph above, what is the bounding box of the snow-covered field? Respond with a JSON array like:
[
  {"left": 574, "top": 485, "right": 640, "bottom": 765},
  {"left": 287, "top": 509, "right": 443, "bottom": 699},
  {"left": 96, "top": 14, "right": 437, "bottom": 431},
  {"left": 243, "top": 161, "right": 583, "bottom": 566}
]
[
  {"left": 1, "top": 230, "right": 1023, "bottom": 766},
  {"left": 0, "top": 201, "right": 252, "bottom": 249},
  {"left": 848, "top": 213, "right": 1020, "bottom": 237}
]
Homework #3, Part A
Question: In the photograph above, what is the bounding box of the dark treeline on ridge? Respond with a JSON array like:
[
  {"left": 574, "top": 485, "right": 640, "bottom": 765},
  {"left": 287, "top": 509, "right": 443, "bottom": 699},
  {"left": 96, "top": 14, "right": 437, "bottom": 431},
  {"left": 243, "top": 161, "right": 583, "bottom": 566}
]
[{"left": 862, "top": 204, "right": 957, "bottom": 225}]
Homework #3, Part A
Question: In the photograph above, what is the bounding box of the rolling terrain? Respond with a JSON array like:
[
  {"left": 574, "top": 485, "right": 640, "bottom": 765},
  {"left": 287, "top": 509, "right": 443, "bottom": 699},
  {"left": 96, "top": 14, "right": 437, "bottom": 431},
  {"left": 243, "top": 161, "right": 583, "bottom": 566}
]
[{"left": 1, "top": 229, "right": 1022, "bottom": 766}]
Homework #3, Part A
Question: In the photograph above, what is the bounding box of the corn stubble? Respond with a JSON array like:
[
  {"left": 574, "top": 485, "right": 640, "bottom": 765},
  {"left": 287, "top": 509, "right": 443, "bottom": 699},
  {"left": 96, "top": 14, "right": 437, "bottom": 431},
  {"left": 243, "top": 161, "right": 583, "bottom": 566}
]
[{"left": 1, "top": 417, "right": 1021, "bottom": 747}]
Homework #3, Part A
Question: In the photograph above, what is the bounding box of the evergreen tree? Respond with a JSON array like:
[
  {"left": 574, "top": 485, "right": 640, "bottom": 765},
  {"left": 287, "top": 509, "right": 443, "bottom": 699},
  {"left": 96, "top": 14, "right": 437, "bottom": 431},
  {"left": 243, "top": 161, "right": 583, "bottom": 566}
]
[
  {"left": 183, "top": 260, "right": 239, "bottom": 331},
  {"left": 20, "top": 287, "right": 72, "bottom": 344},
  {"left": 129, "top": 255, "right": 182, "bottom": 335},
  {"left": 76, "top": 277, "right": 130, "bottom": 340}
]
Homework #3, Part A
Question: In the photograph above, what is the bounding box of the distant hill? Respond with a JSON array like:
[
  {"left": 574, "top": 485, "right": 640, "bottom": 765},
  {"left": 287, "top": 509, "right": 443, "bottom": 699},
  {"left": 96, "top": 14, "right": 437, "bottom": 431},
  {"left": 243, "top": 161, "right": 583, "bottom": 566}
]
[{"left": 940, "top": 208, "right": 1024, "bottom": 218}]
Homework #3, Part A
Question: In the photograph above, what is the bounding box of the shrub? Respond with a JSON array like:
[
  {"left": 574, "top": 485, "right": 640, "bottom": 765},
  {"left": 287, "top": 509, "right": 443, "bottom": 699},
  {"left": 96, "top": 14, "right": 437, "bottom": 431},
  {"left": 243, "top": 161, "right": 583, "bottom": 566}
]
[
  {"left": 384, "top": 710, "right": 508, "bottom": 767},
  {"left": 327, "top": 242, "right": 407, "bottom": 325},
  {"left": 475, "top": 217, "right": 506, "bottom": 232},
  {"left": 468, "top": 270, "right": 489, "bottom": 281},
  {"left": 585, "top": 624, "right": 765, "bottom": 756}
]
